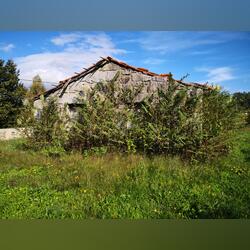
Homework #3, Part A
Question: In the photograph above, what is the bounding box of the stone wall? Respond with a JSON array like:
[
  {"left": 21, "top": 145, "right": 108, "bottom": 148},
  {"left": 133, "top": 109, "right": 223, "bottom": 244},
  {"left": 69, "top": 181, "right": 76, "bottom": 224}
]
[
  {"left": 33, "top": 62, "right": 170, "bottom": 114},
  {"left": 0, "top": 128, "right": 23, "bottom": 140},
  {"left": 33, "top": 61, "right": 204, "bottom": 119}
]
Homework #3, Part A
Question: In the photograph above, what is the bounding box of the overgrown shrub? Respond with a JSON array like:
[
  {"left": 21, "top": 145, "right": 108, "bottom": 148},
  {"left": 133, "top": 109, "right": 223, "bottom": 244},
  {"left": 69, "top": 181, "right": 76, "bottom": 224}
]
[
  {"left": 68, "top": 74, "right": 244, "bottom": 161},
  {"left": 67, "top": 74, "right": 136, "bottom": 153},
  {"left": 21, "top": 74, "right": 244, "bottom": 161},
  {"left": 247, "top": 110, "right": 250, "bottom": 124},
  {"left": 67, "top": 92, "right": 130, "bottom": 152},
  {"left": 129, "top": 80, "right": 204, "bottom": 157},
  {"left": 196, "top": 90, "right": 245, "bottom": 161},
  {"left": 233, "top": 92, "right": 250, "bottom": 125},
  {"left": 19, "top": 97, "right": 68, "bottom": 151}
]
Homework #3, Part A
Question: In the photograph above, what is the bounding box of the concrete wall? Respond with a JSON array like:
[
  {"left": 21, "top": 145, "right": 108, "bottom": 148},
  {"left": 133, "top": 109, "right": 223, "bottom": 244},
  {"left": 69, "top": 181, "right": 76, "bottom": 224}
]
[
  {"left": 0, "top": 128, "right": 23, "bottom": 140},
  {"left": 34, "top": 62, "right": 170, "bottom": 109},
  {"left": 33, "top": 61, "right": 204, "bottom": 119}
]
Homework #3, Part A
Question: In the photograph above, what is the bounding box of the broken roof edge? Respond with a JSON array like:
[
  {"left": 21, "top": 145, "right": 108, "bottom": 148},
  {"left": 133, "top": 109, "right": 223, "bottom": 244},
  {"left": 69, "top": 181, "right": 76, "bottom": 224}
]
[
  {"left": 105, "top": 56, "right": 214, "bottom": 90},
  {"left": 34, "top": 56, "right": 214, "bottom": 101}
]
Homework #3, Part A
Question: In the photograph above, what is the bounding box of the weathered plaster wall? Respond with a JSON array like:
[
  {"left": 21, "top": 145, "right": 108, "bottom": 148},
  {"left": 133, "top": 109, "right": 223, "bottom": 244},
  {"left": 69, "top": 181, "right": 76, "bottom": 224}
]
[
  {"left": 33, "top": 62, "right": 205, "bottom": 118},
  {"left": 34, "top": 62, "right": 169, "bottom": 108},
  {"left": 0, "top": 128, "right": 23, "bottom": 140}
]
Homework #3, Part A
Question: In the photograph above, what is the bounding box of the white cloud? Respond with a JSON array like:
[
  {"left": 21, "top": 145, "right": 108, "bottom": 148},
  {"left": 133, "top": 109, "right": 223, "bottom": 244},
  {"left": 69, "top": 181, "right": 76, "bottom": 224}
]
[
  {"left": 15, "top": 33, "right": 126, "bottom": 88},
  {"left": 143, "top": 58, "right": 166, "bottom": 65},
  {"left": 0, "top": 43, "right": 15, "bottom": 52},
  {"left": 130, "top": 31, "right": 247, "bottom": 54},
  {"left": 196, "top": 66, "right": 235, "bottom": 84},
  {"left": 51, "top": 33, "right": 83, "bottom": 46},
  {"left": 188, "top": 50, "right": 214, "bottom": 56}
]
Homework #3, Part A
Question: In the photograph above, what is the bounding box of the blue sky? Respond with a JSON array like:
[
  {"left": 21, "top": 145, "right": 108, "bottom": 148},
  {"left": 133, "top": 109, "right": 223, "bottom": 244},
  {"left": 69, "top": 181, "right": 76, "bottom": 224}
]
[{"left": 0, "top": 31, "right": 249, "bottom": 92}]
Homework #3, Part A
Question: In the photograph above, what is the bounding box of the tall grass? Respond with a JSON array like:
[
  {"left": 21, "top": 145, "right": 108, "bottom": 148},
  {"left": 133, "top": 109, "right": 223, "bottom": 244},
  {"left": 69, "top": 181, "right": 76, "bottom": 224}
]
[
  {"left": 0, "top": 127, "right": 249, "bottom": 218},
  {"left": 7, "top": 75, "right": 249, "bottom": 218}
]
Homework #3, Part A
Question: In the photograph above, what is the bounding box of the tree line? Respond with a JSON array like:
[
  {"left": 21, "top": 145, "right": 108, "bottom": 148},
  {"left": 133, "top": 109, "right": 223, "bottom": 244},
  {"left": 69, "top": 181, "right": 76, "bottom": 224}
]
[{"left": 0, "top": 59, "right": 46, "bottom": 128}]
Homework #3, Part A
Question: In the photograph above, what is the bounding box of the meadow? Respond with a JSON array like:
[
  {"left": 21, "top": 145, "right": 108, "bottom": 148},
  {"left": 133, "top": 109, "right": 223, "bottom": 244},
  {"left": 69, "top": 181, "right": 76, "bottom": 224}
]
[{"left": 0, "top": 127, "right": 249, "bottom": 219}]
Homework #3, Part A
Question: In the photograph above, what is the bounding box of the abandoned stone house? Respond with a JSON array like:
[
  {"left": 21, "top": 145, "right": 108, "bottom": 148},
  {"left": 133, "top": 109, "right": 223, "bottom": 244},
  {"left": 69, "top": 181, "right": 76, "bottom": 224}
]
[{"left": 33, "top": 56, "right": 212, "bottom": 117}]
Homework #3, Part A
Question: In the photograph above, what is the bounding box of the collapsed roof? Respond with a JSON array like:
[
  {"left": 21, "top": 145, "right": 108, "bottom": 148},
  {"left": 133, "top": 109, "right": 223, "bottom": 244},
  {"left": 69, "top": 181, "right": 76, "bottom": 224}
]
[{"left": 34, "top": 56, "right": 213, "bottom": 100}]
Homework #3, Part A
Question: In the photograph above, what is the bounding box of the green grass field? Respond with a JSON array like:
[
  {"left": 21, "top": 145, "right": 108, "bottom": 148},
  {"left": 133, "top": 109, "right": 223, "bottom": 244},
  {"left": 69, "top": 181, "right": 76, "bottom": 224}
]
[{"left": 0, "top": 127, "right": 249, "bottom": 218}]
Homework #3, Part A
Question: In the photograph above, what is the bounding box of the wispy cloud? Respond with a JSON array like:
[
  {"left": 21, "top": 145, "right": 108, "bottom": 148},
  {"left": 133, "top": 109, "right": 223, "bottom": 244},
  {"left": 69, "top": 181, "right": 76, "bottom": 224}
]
[
  {"left": 143, "top": 58, "right": 166, "bottom": 65},
  {"left": 188, "top": 49, "right": 214, "bottom": 56},
  {"left": 129, "top": 32, "right": 247, "bottom": 54},
  {"left": 51, "top": 33, "right": 83, "bottom": 46},
  {"left": 196, "top": 66, "right": 236, "bottom": 84},
  {"left": 16, "top": 33, "right": 126, "bottom": 88},
  {"left": 0, "top": 43, "right": 15, "bottom": 52}
]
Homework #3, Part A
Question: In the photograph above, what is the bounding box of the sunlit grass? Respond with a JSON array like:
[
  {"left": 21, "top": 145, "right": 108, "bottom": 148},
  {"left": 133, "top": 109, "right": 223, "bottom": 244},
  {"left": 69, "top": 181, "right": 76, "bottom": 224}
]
[{"left": 0, "top": 128, "right": 249, "bottom": 218}]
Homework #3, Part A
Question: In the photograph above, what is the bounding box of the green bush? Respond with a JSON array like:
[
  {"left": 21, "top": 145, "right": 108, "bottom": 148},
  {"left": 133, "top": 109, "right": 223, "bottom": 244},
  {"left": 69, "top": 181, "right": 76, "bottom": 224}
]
[
  {"left": 246, "top": 110, "right": 250, "bottom": 125},
  {"left": 233, "top": 92, "right": 250, "bottom": 124},
  {"left": 19, "top": 97, "right": 69, "bottom": 150},
  {"left": 68, "top": 74, "right": 244, "bottom": 161},
  {"left": 67, "top": 91, "right": 130, "bottom": 152},
  {"left": 22, "top": 74, "right": 244, "bottom": 161}
]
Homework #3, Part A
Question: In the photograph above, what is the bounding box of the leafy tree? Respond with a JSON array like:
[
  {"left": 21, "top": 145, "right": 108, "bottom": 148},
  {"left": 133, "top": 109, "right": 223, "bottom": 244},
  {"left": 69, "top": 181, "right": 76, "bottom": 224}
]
[
  {"left": 233, "top": 92, "right": 250, "bottom": 124},
  {"left": 26, "top": 74, "right": 46, "bottom": 102},
  {"left": 233, "top": 92, "right": 250, "bottom": 110},
  {"left": 20, "top": 97, "right": 69, "bottom": 151},
  {"left": 0, "top": 59, "right": 26, "bottom": 128}
]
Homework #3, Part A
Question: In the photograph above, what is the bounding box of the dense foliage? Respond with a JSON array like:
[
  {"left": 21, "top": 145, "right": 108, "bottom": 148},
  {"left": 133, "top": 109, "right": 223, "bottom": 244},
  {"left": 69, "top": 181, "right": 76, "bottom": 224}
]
[
  {"left": 66, "top": 74, "right": 243, "bottom": 161},
  {"left": 0, "top": 127, "right": 249, "bottom": 219},
  {"left": 20, "top": 74, "right": 244, "bottom": 161},
  {"left": 26, "top": 75, "right": 46, "bottom": 103},
  {"left": 19, "top": 98, "right": 68, "bottom": 152},
  {"left": 0, "top": 59, "right": 26, "bottom": 128},
  {"left": 233, "top": 92, "right": 250, "bottom": 124},
  {"left": 233, "top": 92, "right": 250, "bottom": 110}
]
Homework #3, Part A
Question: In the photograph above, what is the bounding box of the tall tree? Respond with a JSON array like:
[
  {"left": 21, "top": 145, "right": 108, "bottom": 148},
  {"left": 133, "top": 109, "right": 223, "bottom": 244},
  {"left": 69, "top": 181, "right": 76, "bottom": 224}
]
[
  {"left": 0, "top": 59, "right": 26, "bottom": 128},
  {"left": 26, "top": 74, "right": 46, "bottom": 102},
  {"left": 233, "top": 92, "right": 250, "bottom": 110},
  {"left": 233, "top": 92, "right": 250, "bottom": 124}
]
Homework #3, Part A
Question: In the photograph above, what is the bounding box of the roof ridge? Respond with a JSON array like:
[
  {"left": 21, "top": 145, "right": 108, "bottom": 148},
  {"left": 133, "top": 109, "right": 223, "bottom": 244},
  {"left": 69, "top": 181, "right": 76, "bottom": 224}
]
[
  {"left": 105, "top": 57, "right": 213, "bottom": 89},
  {"left": 105, "top": 56, "right": 170, "bottom": 77},
  {"left": 34, "top": 56, "right": 213, "bottom": 100}
]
